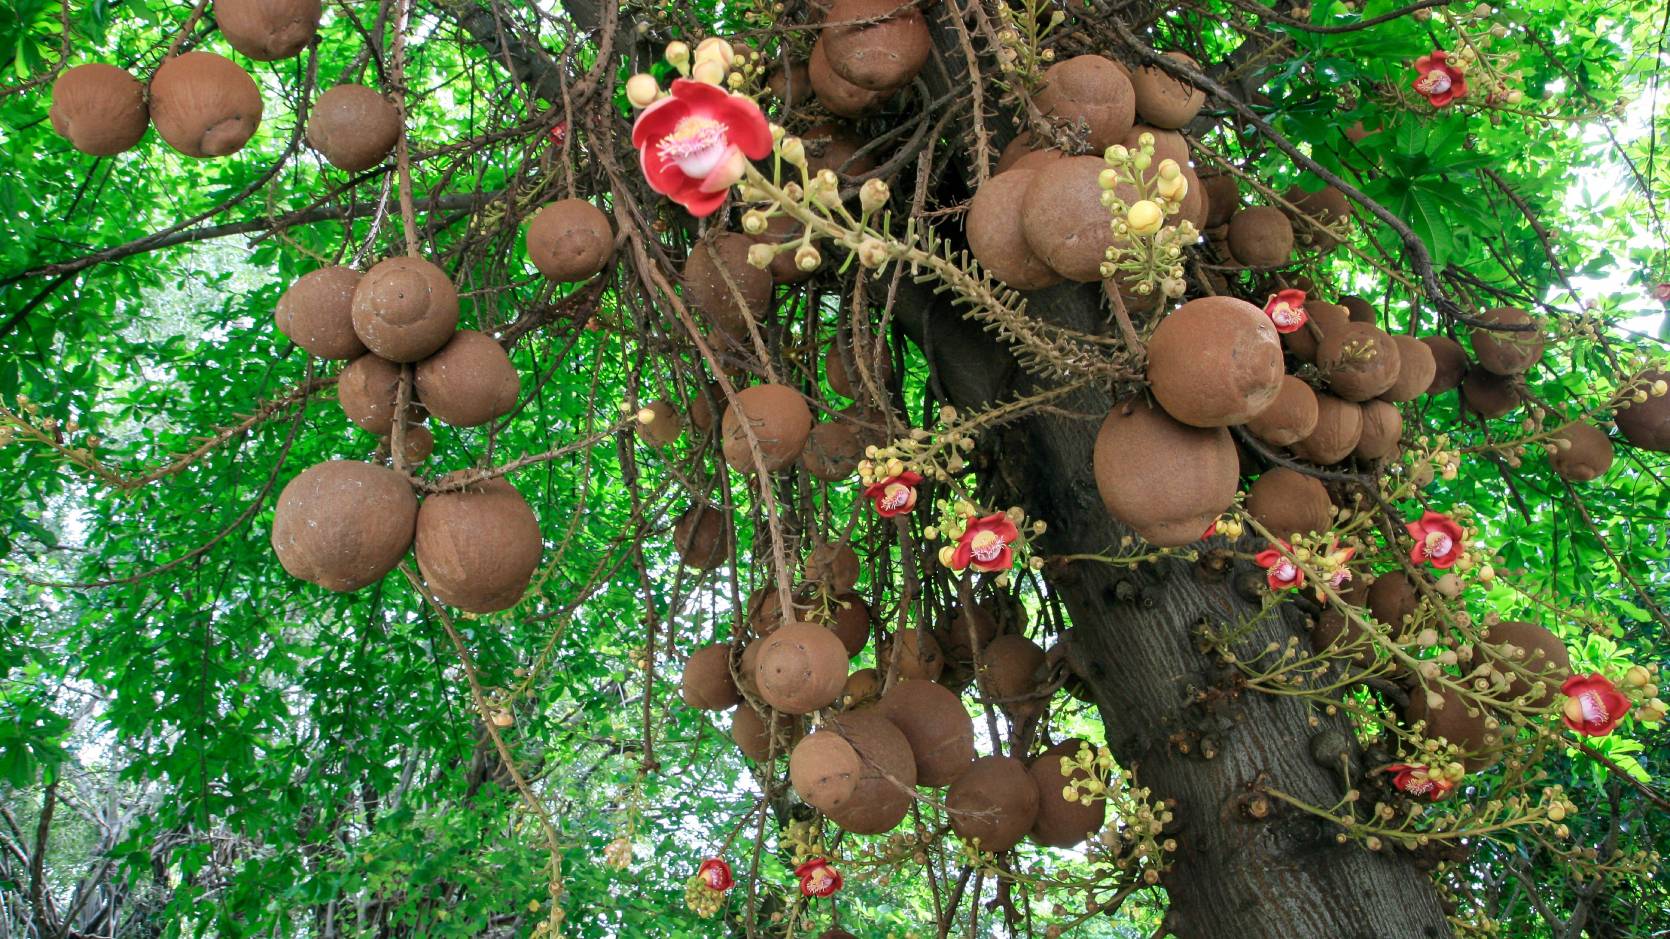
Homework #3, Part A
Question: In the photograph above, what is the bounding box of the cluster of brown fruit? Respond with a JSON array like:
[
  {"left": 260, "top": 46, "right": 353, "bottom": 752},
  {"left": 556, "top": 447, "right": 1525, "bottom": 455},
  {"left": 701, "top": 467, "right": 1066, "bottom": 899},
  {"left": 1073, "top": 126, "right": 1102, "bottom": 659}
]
[
  {"left": 970, "top": 52, "right": 1208, "bottom": 288},
  {"left": 48, "top": 0, "right": 410, "bottom": 172},
  {"left": 269, "top": 191, "right": 616, "bottom": 612},
  {"left": 800, "top": 0, "right": 932, "bottom": 120},
  {"left": 681, "top": 551, "right": 1107, "bottom": 852},
  {"left": 47, "top": 0, "right": 327, "bottom": 159}
]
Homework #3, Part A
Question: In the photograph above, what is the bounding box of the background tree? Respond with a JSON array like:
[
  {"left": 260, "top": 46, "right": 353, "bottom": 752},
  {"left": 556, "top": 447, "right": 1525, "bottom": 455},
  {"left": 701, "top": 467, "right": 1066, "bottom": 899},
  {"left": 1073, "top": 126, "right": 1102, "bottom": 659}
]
[{"left": 0, "top": 0, "right": 1667, "bottom": 937}]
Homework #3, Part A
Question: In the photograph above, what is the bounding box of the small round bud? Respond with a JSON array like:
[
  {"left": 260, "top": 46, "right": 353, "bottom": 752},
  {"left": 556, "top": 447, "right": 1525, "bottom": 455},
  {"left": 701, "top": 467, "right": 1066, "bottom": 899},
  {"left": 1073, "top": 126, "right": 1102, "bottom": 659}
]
[
  {"left": 741, "top": 210, "right": 769, "bottom": 235},
  {"left": 860, "top": 178, "right": 890, "bottom": 214},
  {"left": 664, "top": 41, "right": 691, "bottom": 68},
  {"left": 1126, "top": 200, "right": 1164, "bottom": 236},
  {"left": 626, "top": 73, "right": 660, "bottom": 108},
  {"left": 746, "top": 243, "right": 776, "bottom": 270},
  {"left": 794, "top": 244, "right": 822, "bottom": 272},
  {"left": 779, "top": 135, "right": 806, "bottom": 166},
  {"left": 691, "top": 59, "right": 726, "bottom": 85}
]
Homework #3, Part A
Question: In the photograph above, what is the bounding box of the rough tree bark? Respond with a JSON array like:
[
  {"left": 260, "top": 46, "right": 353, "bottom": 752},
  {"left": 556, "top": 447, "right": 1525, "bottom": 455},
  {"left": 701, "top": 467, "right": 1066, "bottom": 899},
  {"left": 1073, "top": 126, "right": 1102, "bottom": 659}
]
[{"left": 897, "top": 281, "right": 1453, "bottom": 939}]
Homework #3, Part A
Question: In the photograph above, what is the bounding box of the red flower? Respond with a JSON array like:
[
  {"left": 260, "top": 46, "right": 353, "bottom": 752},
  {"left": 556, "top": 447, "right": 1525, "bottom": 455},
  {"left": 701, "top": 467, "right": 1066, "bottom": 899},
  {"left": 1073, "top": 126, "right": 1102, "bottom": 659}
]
[
  {"left": 549, "top": 121, "right": 568, "bottom": 146},
  {"left": 950, "top": 513, "right": 1020, "bottom": 573},
  {"left": 1255, "top": 542, "right": 1304, "bottom": 591},
  {"left": 1412, "top": 50, "right": 1468, "bottom": 108},
  {"left": 864, "top": 471, "right": 923, "bottom": 517},
  {"left": 1263, "top": 289, "right": 1309, "bottom": 334},
  {"left": 1386, "top": 764, "right": 1455, "bottom": 800},
  {"left": 1405, "top": 511, "right": 1464, "bottom": 569},
  {"left": 630, "top": 79, "right": 772, "bottom": 217},
  {"left": 1201, "top": 519, "right": 1218, "bottom": 540},
  {"left": 1655, "top": 283, "right": 1670, "bottom": 303},
  {"left": 696, "top": 857, "right": 734, "bottom": 892},
  {"left": 795, "top": 858, "right": 843, "bottom": 898},
  {"left": 1560, "top": 674, "right": 1631, "bottom": 737}
]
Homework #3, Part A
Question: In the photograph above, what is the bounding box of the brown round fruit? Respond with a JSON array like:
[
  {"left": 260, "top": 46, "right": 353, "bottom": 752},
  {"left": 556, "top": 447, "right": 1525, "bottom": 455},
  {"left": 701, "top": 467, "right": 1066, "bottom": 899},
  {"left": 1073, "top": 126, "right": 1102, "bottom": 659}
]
[
  {"left": 415, "top": 330, "right": 520, "bottom": 428},
  {"left": 337, "top": 353, "right": 403, "bottom": 435},
  {"left": 821, "top": 0, "right": 931, "bottom": 91},
  {"left": 980, "top": 634, "right": 1047, "bottom": 716},
  {"left": 1283, "top": 184, "right": 1351, "bottom": 252},
  {"left": 1147, "top": 296, "right": 1284, "bottom": 427},
  {"left": 756, "top": 622, "right": 849, "bottom": 714},
  {"left": 877, "top": 679, "right": 975, "bottom": 786},
  {"left": 1247, "top": 375, "right": 1320, "bottom": 447},
  {"left": 1226, "top": 206, "right": 1294, "bottom": 268},
  {"left": 307, "top": 84, "right": 399, "bottom": 171},
  {"left": 1476, "top": 620, "right": 1570, "bottom": 707},
  {"left": 825, "top": 339, "right": 894, "bottom": 399},
  {"left": 628, "top": 400, "right": 679, "bottom": 448},
  {"left": 1470, "top": 307, "right": 1543, "bottom": 376},
  {"left": 822, "top": 709, "right": 917, "bottom": 834},
  {"left": 1130, "top": 52, "right": 1205, "bottom": 129},
  {"left": 415, "top": 477, "right": 543, "bottom": 613},
  {"left": 1022, "top": 156, "right": 1127, "bottom": 282},
  {"left": 276, "top": 266, "right": 366, "bottom": 360},
  {"left": 809, "top": 37, "right": 892, "bottom": 118},
  {"left": 766, "top": 61, "right": 813, "bottom": 108},
  {"left": 1318, "top": 323, "right": 1402, "bottom": 402},
  {"left": 822, "top": 594, "right": 872, "bottom": 657},
  {"left": 271, "top": 460, "right": 416, "bottom": 591},
  {"left": 401, "top": 424, "right": 435, "bottom": 463},
  {"left": 721, "top": 383, "right": 813, "bottom": 473},
  {"left": 1120, "top": 124, "right": 1190, "bottom": 169},
  {"left": 673, "top": 502, "right": 732, "bottom": 570},
  {"left": 1283, "top": 299, "right": 1351, "bottom": 364},
  {"left": 1291, "top": 393, "right": 1364, "bottom": 464},
  {"left": 1423, "top": 336, "right": 1468, "bottom": 394},
  {"left": 732, "top": 705, "right": 772, "bottom": 762},
  {"left": 933, "top": 603, "right": 1000, "bottom": 668},
  {"left": 526, "top": 198, "right": 614, "bottom": 282},
  {"left": 1202, "top": 173, "right": 1238, "bottom": 227},
  {"left": 1615, "top": 369, "right": 1670, "bottom": 451},
  {"left": 1380, "top": 334, "right": 1437, "bottom": 402},
  {"left": 1353, "top": 399, "right": 1403, "bottom": 461},
  {"left": 946, "top": 755, "right": 1040, "bottom": 853},
  {"left": 801, "top": 422, "right": 864, "bottom": 481},
  {"left": 148, "top": 52, "right": 263, "bottom": 158},
  {"left": 790, "top": 727, "right": 863, "bottom": 811},
  {"left": 805, "top": 541, "right": 861, "bottom": 591},
  {"left": 967, "top": 170, "right": 1064, "bottom": 290},
  {"left": 681, "top": 643, "right": 740, "bottom": 710},
  {"left": 1034, "top": 55, "right": 1136, "bottom": 151},
  {"left": 1460, "top": 368, "right": 1519, "bottom": 419},
  {"left": 1029, "top": 739, "right": 1106, "bottom": 848},
  {"left": 50, "top": 64, "right": 148, "bottom": 156},
  {"left": 1547, "top": 421, "right": 1614, "bottom": 482},
  {"left": 351, "top": 257, "right": 460, "bottom": 362},
  {"left": 841, "top": 667, "right": 881, "bottom": 708},
  {"left": 801, "top": 122, "right": 877, "bottom": 180},
  {"left": 215, "top": 0, "right": 321, "bottom": 60},
  {"left": 1093, "top": 399, "right": 1238, "bottom": 547},
  {"left": 1339, "top": 295, "right": 1376, "bottom": 324},
  {"left": 1367, "top": 572, "right": 1419, "bottom": 634},
  {"left": 1406, "top": 686, "right": 1501, "bottom": 771},
  {"left": 684, "top": 232, "right": 772, "bottom": 341},
  {"left": 1245, "top": 468, "right": 1331, "bottom": 540},
  {"left": 889, "top": 628, "right": 945, "bottom": 681}
]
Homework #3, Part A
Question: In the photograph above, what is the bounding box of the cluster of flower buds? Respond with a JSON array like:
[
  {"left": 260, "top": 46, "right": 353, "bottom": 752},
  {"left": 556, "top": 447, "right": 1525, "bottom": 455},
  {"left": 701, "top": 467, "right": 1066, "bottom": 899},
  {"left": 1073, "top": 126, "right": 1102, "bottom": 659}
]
[
  {"left": 991, "top": 0, "right": 1064, "bottom": 84},
  {"left": 684, "top": 858, "right": 734, "bottom": 917},
  {"left": 1097, "top": 136, "right": 1198, "bottom": 297},
  {"left": 739, "top": 136, "right": 895, "bottom": 273},
  {"left": 1622, "top": 664, "right": 1667, "bottom": 724}
]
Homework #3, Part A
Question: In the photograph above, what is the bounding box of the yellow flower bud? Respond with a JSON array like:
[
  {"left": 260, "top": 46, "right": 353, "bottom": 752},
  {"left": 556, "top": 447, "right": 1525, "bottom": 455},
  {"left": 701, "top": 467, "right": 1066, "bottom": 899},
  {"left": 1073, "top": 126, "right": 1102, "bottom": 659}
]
[
  {"left": 938, "top": 545, "right": 957, "bottom": 567},
  {"left": 1126, "top": 200, "right": 1164, "bottom": 236},
  {"left": 794, "top": 244, "right": 822, "bottom": 272},
  {"left": 1156, "top": 159, "right": 1180, "bottom": 180},
  {"left": 746, "top": 243, "right": 776, "bottom": 270},
  {"left": 741, "top": 210, "right": 769, "bottom": 235},
  {"left": 860, "top": 178, "right": 890, "bottom": 213},
  {"left": 664, "top": 41, "right": 690, "bottom": 68},
  {"left": 1098, "top": 168, "right": 1120, "bottom": 190},
  {"left": 695, "top": 38, "right": 734, "bottom": 69},
  {"left": 1625, "top": 665, "right": 1650, "bottom": 687},
  {"left": 691, "top": 59, "right": 726, "bottom": 85},
  {"left": 1156, "top": 172, "right": 1188, "bottom": 201},
  {"left": 779, "top": 135, "right": 806, "bottom": 166},
  {"left": 625, "top": 73, "right": 660, "bottom": 108}
]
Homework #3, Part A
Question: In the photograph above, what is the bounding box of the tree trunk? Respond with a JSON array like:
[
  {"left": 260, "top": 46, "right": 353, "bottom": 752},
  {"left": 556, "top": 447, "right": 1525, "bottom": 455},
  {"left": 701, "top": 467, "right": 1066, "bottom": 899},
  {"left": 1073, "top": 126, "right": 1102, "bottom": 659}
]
[{"left": 897, "top": 280, "right": 1454, "bottom": 939}]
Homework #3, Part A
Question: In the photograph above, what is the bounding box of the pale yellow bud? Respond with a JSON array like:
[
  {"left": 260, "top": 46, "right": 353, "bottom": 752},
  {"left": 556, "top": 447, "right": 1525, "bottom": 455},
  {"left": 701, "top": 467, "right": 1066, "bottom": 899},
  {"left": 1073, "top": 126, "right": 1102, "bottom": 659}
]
[
  {"left": 664, "top": 41, "right": 690, "bottom": 68},
  {"left": 1098, "top": 168, "right": 1120, "bottom": 190},
  {"left": 746, "top": 243, "right": 776, "bottom": 270},
  {"left": 741, "top": 210, "right": 768, "bottom": 235},
  {"left": 1156, "top": 172, "right": 1188, "bottom": 201},
  {"left": 779, "top": 135, "right": 806, "bottom": 166},
  {"left": 859, "top": 178, "right": 890, "bottom": 214},
  {"left": 695, "top": 38, "right": 734, "bottom": 69},
  {"left": 794, "top": 244, "right": 822, "bottom": 272},
  {"left": 1156, "top": 158, "right": 1181, "bottom": 180},
  {"left": 1626, "top": 665, "right": 1651, "bottom": 687},
  {"left": 691, "top": 59, "right": 726, "bottom": 85},
  {"left": 626, "top": 73, "right": 660, "bottom": 108},
  {"left": 1126, "top": 200, "right": 1164, "bottom": 236}
]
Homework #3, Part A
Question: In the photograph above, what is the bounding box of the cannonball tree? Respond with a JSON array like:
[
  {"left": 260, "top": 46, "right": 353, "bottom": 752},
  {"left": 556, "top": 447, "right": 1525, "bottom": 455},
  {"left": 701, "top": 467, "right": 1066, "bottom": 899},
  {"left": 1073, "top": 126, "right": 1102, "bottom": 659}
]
[{"left": 0, "top": 0, "right": 1667, "bottom": 936}]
